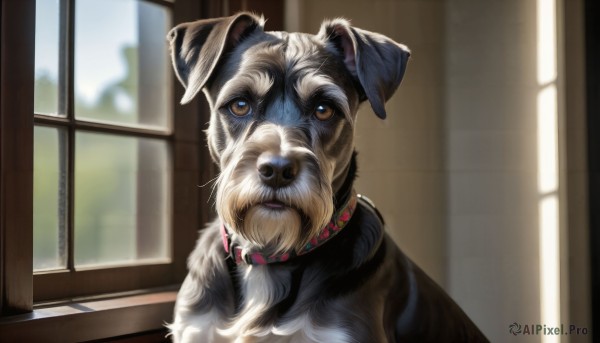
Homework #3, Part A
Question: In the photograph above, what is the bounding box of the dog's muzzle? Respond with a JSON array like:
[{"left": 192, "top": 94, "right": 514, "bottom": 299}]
[
  {"left": 221, "top": 189, "right": 358, "bottom": 264},
  {"left": 215, "top": 124, "right": 336, "bottom": 254}
]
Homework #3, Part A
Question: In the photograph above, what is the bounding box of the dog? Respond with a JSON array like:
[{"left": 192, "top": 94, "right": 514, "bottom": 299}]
[{"left": 166, "top": 12, "right": 488, "bottom": 343}]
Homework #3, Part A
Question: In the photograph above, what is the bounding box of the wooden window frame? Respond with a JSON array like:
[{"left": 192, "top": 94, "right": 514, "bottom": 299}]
[
  {"left": 31, "top": 0, "right": 179, "bottom": 302},
  {"left": 0, "top": 0, "right": 220, "bottom": 340}
]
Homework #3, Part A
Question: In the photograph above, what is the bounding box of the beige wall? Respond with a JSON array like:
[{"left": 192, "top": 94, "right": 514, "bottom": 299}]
[
  {"left": 445, "top": 0, "right": 590, "bottom": 341},
  {"left": 286, "top": 0, "right": 590, "bottom": 342},
  {"left": 444, "top": 0, "right": 542, "bottom": 340}
]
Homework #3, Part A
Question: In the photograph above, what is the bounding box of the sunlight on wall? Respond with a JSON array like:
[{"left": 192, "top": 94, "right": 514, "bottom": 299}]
[
  {"left": 537, "top": 0, "right": 558, "bottom": 86},
  {"left": 538, "top": 85, "right": 559, "bottom": 195},
  {"left": 537, "top": 0, "right": 561, "bottom": 342}
]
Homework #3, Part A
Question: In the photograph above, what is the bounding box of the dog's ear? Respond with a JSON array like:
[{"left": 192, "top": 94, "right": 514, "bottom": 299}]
[
  {"left": 318, "top": 19, "right": 410, "bottom": 119},
  {"left": 167, "top": 12, "right": 265, "bottom": 104}
]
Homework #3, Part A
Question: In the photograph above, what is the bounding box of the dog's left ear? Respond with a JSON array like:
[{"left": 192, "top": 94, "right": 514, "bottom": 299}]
[
  {"left": 167, "top": 12, "right": 265, "bottom": 104},
  {"left": 318, "top": 20, "right": 410, "bottom": 119}
]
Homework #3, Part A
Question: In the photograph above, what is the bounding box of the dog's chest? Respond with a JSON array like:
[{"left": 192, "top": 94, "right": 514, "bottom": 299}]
[
  {"left": 213, "top": 316, "right": 351, "bottom": 343},
  {"left": 214, "top": 265, "right": 353, "bottom": 342},
  {"left": 176, "top": 302, "right": 351, "bottom": 343}
]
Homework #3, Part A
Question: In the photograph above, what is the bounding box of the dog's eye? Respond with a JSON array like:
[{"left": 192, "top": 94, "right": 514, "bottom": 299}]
[
  {"left": 314, "top": 104, "right": 334, "bottom": 121},
  {"left": 228, "top": 99, "right": 252, "bottom": 117}
]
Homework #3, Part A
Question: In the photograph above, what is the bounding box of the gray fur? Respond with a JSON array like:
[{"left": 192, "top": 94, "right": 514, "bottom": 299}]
[{"left": 167, "top": 12, "right": 487, "bottom": 343}]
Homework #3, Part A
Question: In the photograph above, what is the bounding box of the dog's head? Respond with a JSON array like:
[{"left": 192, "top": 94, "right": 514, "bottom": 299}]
[{"left": 168, "top": 12, "right": 409, "bottom": 255}]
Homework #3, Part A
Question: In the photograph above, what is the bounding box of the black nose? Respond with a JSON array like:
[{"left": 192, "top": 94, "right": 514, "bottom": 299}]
[{"left": 257, "top": 154, "right": 299, "bottom": 189}]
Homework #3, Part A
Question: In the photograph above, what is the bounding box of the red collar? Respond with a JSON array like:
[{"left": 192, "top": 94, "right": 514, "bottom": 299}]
[{"left": 221, "top": 190, "right": 358, "bottom": 265}]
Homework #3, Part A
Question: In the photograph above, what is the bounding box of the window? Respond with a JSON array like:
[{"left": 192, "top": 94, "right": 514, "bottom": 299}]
[
  {"left": 33, "top": 0, "right": 177, "bottom": 302},
  {"left": 0, "top": 0, "right": 215, "bottom": 338}
]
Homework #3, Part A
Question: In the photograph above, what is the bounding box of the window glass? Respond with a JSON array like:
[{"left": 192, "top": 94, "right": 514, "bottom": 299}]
[
  {"left": 34, "top": 126, "right": 68, "bottom": 271},
  {"left": 74, "top": 0, "right": 172, "bottom": 130},
  {"left": 74, "top": 132, "right": 171, "bottom": 267},
  {"left": 34, "top": 0, "right": 64, "bottom": 116},
  {"left": 33, "top": 0, "right": 174, "bottom": 274}
]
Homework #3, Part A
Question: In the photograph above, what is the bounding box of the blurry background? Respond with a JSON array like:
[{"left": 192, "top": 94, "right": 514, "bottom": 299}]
[{"left": 29, "top": 0, "right": 592, "bottom": 342}]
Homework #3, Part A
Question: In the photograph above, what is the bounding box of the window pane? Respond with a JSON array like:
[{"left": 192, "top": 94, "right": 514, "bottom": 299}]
[
  {"left": 35, "top": 0, "right": 65, "bottom": 116},
  {"left": 34, "top": 126, "right": 68, "bottom": 271},
  {"left": 74, "top": 132, "right": 171, "bottom": 267},
  {"left": 74, "top": 0, "right": 172, "bottom": 130}
]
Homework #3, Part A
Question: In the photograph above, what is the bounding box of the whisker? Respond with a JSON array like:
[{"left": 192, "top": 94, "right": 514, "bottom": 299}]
[
  {"left": 206, "top": 173, "right": 223, "bottom": 204},
  {"left": 198, "top": 175, "right": 219, "bottom": 188}
]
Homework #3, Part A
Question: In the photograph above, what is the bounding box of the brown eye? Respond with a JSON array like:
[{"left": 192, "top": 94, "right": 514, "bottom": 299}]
[
  {"left": 228, "top": 98, "right": 251, "bottom": 117},
  {"left": 314, "top": 104, "right": 334, "bottom": 121}
]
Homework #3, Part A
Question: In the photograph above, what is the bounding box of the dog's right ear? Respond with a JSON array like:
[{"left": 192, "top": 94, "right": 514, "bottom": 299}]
[{"left": 167, "top": 12, "right": 265, "bottom": 104}]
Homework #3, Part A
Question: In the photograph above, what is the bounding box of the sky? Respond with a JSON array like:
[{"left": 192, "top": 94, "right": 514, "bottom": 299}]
[{"left": 36, "top": 0, "right": 138, "bottom": 105}]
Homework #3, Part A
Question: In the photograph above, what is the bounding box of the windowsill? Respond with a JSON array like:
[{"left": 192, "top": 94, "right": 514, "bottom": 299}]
[{"left": 0, "top": 289, "right": 177, "bottom": 341}]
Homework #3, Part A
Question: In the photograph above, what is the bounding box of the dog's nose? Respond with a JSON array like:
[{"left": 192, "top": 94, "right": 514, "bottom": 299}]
[{"left": 257, "top": 154, "right": 299, "bottom": 189}]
